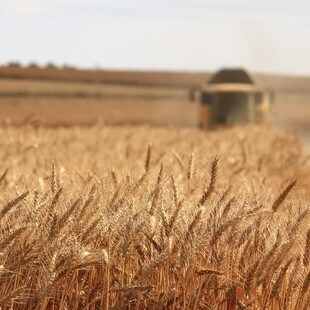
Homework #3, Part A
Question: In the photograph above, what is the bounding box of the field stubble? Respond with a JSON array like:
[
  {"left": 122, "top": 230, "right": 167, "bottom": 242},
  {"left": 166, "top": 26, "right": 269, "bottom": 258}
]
[{"left": 0, "top": 125, "right": 309, "bottom": 309}]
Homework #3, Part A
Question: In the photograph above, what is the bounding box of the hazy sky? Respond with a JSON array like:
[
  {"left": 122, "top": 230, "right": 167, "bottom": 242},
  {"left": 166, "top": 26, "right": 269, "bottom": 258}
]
[{"left": 1, "top": 0, "right": 310, "bottom": 75}]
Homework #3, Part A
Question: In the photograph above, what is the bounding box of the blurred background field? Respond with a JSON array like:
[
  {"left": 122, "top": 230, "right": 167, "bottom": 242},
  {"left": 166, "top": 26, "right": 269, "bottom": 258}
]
[{"left": 0, "top": 66, "right": 309, "bottom": 153}]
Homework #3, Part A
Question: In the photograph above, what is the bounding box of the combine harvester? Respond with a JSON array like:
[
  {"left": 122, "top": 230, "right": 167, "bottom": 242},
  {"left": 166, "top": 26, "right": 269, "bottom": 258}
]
[{"left": 197, "top": 68, "right": 271, "bottom": 128}]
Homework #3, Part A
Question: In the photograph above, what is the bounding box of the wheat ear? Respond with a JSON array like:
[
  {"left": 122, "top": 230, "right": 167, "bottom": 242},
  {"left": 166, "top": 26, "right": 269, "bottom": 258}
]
[{"left": 272, "top": 180, "right": 297, "bottom": 212}]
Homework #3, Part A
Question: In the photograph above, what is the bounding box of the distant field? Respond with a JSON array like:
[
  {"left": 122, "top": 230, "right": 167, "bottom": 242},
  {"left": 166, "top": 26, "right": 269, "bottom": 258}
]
[
  {"left": 0, "top": 98, "right": 197, "bottom": 127},
  {"left": 0, "top": 68, "right": 309, "bottom": 152},
  {"left": 0, "top": 77, "right": 309, "bottom": 128},
  {"left": 0, "top": 78, "right": 194, "bottom": 126}
]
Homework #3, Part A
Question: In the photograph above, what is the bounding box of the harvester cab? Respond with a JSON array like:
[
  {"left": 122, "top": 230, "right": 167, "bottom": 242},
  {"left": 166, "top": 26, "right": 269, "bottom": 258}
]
[{"left": 197, "top": 68, "right": 270, "bottom": 128}]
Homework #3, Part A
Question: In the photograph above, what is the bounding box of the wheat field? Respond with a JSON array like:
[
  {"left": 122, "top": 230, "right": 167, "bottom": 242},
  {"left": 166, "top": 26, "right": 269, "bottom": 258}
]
[{"left": 0, "top": 124, "right": 309, "bottom": 309}]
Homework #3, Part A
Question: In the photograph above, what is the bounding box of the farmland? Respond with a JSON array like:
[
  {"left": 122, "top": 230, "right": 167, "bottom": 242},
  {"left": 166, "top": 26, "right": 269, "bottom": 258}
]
[{"left": 0, "top": 67, "right": 309, "bottom": 309}]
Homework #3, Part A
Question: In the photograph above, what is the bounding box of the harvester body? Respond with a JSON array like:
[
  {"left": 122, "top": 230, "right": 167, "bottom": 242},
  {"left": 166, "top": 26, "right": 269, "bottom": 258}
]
[{"left": 199, "top": 69, "right": 270, "bottom": 128}]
